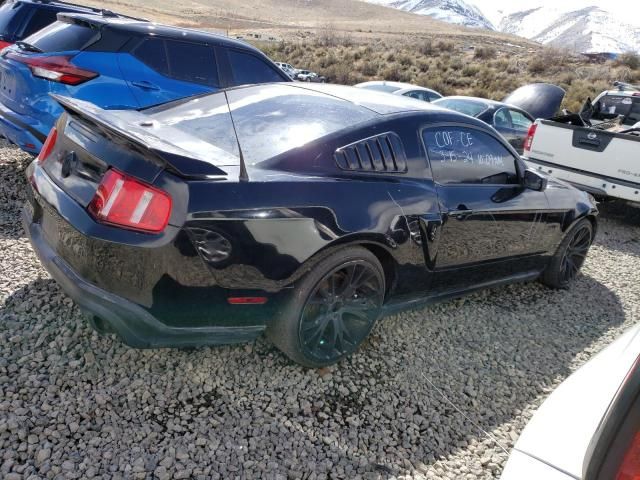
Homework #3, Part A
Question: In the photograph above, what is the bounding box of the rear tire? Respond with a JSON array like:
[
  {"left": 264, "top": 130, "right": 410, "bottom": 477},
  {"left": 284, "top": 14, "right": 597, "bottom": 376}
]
[
  {"left": 540, "top": 218, "right": 593, "bottom": 289},
  {"left": 266, "top": 247, "right": 385, "bottom": 368}
]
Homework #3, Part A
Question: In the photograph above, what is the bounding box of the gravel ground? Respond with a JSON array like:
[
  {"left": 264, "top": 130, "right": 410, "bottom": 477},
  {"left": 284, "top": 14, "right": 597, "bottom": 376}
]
[{"left": 1, "top": 139, "right": 639, "bottom": 480}]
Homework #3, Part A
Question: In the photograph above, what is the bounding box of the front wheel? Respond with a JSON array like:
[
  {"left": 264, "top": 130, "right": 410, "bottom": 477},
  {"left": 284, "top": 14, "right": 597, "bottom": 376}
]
[
  {"left": 540, "top": 218, "right": 593, "bottom": 289},
  {"left": 267, "top": 247, "right": 385, "bottom": 368}
]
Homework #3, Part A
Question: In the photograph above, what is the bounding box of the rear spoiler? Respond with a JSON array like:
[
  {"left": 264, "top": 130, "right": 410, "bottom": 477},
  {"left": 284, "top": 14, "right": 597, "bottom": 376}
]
[
  {"left": 52, "top": 95, "right": 233, "bottom": 178},
  {"left": 57, "top": 8, "right": 148, "bottom": 24}
]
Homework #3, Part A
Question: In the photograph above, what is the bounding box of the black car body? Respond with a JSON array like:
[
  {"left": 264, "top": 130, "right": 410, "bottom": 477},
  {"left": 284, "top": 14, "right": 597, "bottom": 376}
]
[
  {"left": 434, "top": 84, "right": 566, "bottom": 154},
  {"left": 0, "top": 0, "right": 130, "bottom": 49},
  {"left": 24, "top": 83, "right": 597, "bottom": 367}
]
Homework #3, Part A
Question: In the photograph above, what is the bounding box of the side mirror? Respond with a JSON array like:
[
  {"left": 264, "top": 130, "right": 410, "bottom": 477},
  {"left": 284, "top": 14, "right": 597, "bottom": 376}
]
[{"left": 523, "top": 170, "right": 547, "bottom": 192}]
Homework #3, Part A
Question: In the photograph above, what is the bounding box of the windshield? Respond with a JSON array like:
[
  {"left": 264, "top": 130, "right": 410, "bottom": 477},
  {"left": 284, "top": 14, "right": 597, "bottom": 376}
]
[{"left": 433, "top": 98, "right": 489, "bottom": 117}]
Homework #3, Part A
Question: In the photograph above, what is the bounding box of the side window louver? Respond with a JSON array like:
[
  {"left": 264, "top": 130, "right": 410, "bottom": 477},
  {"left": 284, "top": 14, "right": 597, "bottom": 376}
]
[{"left": 334, "top": 132, "right": 407, "bottom": 173}]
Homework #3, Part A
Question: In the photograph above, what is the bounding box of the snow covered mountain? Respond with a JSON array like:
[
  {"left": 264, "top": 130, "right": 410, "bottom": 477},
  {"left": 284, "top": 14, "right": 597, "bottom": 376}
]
[
  {"left": 365, "top": 0, "right": 494, "bottom": 30},
  {"left": 361, "top": 0, "right": 640, "bottom": 53},
  {"left": 500, "top": 6, "right": 640, "bottom": 54}
]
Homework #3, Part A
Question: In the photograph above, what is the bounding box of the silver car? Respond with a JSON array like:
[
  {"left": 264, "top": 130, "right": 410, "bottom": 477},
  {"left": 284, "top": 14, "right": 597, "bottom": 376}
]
[{"left": 354, "top": 81, "right": 442, "bottom": 102}]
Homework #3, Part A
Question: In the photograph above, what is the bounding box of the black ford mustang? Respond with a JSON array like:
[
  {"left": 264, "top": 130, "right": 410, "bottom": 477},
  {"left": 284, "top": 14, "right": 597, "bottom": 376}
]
[{"left": 24, "top": 84, "right": 597, "bottom": 367}]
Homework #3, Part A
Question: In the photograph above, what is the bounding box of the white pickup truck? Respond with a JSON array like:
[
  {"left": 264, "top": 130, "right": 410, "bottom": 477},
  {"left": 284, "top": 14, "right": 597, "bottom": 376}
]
[{"left": 522, "top": 82, "right": 640, "bottom": 204}]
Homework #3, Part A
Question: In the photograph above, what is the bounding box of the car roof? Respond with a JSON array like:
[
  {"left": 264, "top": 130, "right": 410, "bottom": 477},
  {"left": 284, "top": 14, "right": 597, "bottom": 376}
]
[
  {"left": 356, "top": 80, "right": 438, "bottom": 92},
  {"left": 601, "top": 90, "right": 640, "bottom": 98},
  {"left": 59, "top": 13, "right": 260, "bottom": 51}
]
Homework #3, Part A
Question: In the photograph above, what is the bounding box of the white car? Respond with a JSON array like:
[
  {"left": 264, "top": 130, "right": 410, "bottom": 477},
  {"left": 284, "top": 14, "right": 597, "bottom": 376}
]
[
  {"left": 501, "top": 322, "right": 640, "bottom": 479},
  {"left": 354, "top": 81, "right": 442, "bottom": 102},
  {"left": 295, "top": 70, "right": 325, "bottom": 83},
  {"left": 274, "top": 62, "right": 297, "bottom": 79}
]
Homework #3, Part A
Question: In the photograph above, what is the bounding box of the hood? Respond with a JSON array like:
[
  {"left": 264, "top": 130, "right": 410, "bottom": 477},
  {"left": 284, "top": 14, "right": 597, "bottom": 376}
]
[{"left": 502, "top": 83, "right": 566, "bottom": 119}]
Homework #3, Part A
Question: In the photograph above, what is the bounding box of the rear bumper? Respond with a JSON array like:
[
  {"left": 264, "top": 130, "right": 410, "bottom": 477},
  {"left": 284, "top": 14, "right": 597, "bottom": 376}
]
[
  {"left": 23, "top": 208, "right": 265, "bottom": 347},
  {"left": 0, "top": 100, "right": 47, "bottom": 154},
  {"left": 524, "top": 157, "right": 640, "bottom": 203},
  {"left": 23, "top": 163, "right": 272, "bottom": 348}
]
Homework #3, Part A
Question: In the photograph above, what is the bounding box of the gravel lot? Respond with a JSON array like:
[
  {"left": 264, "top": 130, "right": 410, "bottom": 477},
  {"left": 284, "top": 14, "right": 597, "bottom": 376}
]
[{"left": 1, "top": 139, "right": 639, "bottom": 480}]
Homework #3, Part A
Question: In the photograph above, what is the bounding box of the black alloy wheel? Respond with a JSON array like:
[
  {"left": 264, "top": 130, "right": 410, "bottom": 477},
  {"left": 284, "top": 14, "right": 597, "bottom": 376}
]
[
  {"left": 266, "top": 247, "right": 385, "bottom": 367},
  {"left": 541, "top": 218, "right": 593, "bottom": 289},
  {"left": 559, "top": 223, "right": 592, "bottom": 284},
  {"left": 299, "top": 260, "right": 384, "bottom": 363}
]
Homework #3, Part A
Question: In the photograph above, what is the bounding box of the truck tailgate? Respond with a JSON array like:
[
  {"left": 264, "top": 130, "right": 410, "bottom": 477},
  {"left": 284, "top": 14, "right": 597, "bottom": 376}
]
[{"left": 527, "top": 120, "right": 640, "bottom": 187}]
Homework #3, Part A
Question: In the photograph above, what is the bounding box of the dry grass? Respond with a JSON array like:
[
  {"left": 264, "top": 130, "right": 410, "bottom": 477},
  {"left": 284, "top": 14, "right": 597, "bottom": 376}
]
[
  {"left": 77, "top": 0, "right": 640, "bottom": 112},
  {"left": 259, "top": 37, "right": 640, "bottom": 112}
]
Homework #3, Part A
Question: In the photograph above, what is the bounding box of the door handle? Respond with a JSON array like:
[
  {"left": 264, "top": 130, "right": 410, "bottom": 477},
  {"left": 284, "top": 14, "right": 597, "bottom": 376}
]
[
  {"left": 132, "top": 80, "right": 160, "bottom": 91},
  {"left": 449, "top": 205, "right": 473, "bottom": 220}
]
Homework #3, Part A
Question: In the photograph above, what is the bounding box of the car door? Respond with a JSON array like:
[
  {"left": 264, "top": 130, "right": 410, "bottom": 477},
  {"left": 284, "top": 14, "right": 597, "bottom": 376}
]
[
  {"left": 421, "top": 124, "right": 550, "bottom": 294},
  {"left": 118, "top": 37, "right": 218, "bottom": 107}
]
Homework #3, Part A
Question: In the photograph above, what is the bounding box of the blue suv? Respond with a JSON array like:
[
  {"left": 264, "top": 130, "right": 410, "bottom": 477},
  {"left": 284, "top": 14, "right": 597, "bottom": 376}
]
[{"left": 0, "top": 13, "right": 290, "bottom": 154}]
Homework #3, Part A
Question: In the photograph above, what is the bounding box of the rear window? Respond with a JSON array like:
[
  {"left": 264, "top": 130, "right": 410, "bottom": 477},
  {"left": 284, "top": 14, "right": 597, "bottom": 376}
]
[
  {"left": 25, "top": 21, "right": 99, "bottom": 52},
  {"left": 148, "top": 85, "right": 377, "bottom": 165},
  {"left": 0, "top": 2, "right": 26, "bottom": 38},
  {"left": 227, "top": 49, "right": 286, "bottom": 85},
  {"left": 433, "top": 98, "right": 489, "bottom": 117},
  {"left": 594, "top": 95, "right": 640, "bottom": 125},
  {"left": 22, "top": 7, "right": 59, "bottom": 38},
  {"left": 359, "top": 84, "right": 401, "bottom": 93}
]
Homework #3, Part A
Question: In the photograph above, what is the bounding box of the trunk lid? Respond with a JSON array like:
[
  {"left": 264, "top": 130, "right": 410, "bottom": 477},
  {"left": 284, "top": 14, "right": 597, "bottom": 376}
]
[
  {"left": 503, "top": 83, "right": 566, "bottom": 120},
  {"left": 42, "top": 95, "right": 238, "bottom": 208}
]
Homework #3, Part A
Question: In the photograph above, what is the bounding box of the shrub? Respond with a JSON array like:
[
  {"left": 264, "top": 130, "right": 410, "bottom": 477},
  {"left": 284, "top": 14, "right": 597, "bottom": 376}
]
[
  {"left": 418, "top": 39, "right": 435, "bottom": 56},
  {"left": 436, "top": 40, "right": 455, "bottom": 52},
  {"left": 617, "top": 52, "right": 640, "bottom": 70},
  {"left": 474, "top": 46, "right": 497, "bottom": 60}
]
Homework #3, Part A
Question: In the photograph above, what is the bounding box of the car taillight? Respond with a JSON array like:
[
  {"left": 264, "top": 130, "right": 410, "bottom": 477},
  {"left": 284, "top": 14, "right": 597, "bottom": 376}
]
[
  {"left": 616, "top": 431, "right": 640, "bottom": 480},
  {"left": 6, "top": 52, "right": 98, "bottom": 85},
  {"left": 88, "top": 169, "right": 172, "bottom": 233},
  {"left": 524, "top": 123, "right": 538, "bottom": 152},
  {"left": 0, "top": 40, "right": 12, "bottom": 50},
  {"left": 37, "top": 127, "right": 57, "bottom": 163}
]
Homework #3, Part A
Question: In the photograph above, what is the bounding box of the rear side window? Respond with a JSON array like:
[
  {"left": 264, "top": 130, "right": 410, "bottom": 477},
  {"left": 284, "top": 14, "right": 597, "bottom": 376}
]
[
  {"left": 166, "top": 40, "right": 218, "bottom": 86},
  {"left": 423, "top": 127, "right": 518, "bottom": 185},
  {"left": 133, "top": 38, "right": 169, "bottom": 76},
  {"left": 404, "top": 90, "right": 429, "bottom": 102},
  {"left": 26, "top": 21, "right": 99, "bottom": 52},
  {"left": 493, "top": 109, "right": 512, "bottom": 129},
  {"left": 227, "top": 49, "right": 286, "bottom": 85},
  {"left": 133, "top": 38, "right": 218, "bottom": 87},
  {"left": 509, "top": 110, "right": 532, "bottom": 131},
  {"left": 0, "top": 2, "right": 25, "bottom": 38},
  {"left": 22, "top": 7, "right": 59, "bottom": 38}
]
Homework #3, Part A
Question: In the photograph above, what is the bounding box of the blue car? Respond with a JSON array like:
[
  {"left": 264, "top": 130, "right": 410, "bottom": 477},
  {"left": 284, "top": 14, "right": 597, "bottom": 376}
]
[{"left": 0, "top": 12, "right": 290, "bottom": 154}]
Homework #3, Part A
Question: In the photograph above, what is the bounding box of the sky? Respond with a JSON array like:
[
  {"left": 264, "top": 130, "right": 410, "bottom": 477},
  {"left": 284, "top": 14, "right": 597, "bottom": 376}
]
[{"left": 467, "top": 0, "right": 640, "bottom": 28}]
